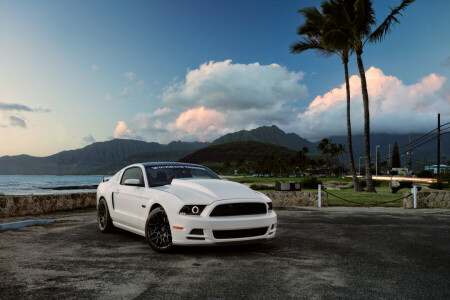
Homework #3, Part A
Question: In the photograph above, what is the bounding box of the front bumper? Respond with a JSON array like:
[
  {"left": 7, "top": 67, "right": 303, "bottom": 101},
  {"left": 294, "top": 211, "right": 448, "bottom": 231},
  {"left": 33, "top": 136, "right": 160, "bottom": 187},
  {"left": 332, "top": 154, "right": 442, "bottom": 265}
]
[{"left": 170, "top": 200, "right": 277, "bottom": 245}]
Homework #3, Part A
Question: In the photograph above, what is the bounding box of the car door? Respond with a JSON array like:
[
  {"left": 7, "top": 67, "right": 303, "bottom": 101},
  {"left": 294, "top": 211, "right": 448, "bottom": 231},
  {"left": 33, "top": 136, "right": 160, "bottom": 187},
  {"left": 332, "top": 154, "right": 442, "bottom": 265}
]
[{"left": 114, "top": 167, "right": 145, "bottom": 229}]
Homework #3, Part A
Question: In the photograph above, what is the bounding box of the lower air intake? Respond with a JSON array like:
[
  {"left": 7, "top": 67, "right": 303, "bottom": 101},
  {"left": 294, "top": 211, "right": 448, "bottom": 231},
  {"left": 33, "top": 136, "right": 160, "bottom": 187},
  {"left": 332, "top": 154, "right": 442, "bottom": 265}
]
[{"left": 213, "top": 227, "right": 269, "bottom": 239}]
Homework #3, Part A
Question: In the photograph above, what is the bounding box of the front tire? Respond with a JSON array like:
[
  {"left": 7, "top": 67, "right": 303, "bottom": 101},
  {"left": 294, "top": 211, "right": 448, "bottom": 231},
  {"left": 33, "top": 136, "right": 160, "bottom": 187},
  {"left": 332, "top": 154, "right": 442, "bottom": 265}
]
[
  {"left": 145, "top": 207, "right": 173, "bottom": 252},
  {"left": 97, "top": 198, "right": 115, "bottom": 233}
]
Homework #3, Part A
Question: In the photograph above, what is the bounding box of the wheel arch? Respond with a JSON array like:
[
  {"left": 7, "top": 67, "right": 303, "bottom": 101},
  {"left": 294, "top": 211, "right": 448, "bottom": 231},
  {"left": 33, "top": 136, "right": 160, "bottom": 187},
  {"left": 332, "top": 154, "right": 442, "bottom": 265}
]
[{"left": 149, "top": 203, "right": 163, "bottom": 213}]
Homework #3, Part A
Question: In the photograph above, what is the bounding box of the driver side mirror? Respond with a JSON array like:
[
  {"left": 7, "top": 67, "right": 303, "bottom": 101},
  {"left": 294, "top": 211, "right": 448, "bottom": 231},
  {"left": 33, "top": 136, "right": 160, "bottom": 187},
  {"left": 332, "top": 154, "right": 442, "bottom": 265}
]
[{"left": 124, "top": 178, "right": 143, "bottom": 186}]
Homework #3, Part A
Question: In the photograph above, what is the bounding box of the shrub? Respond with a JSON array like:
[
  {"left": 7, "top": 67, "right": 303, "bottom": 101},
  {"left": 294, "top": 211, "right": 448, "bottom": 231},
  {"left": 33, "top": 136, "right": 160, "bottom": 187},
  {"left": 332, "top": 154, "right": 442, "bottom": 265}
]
[
  {"left": 250, "top": 184, "right": 274, "bottom": 191},
  {"left": 417, "top": 170, "right": 433, "bottom": 178},
  {"left": 301, "top": 177, "right": 323, "bottom": 189},
  {"left": 429, "top": 173, "right": 450, "bottom": 190},
  {"left": 428, "top": 181, "right": 449, "bottom": 190}
]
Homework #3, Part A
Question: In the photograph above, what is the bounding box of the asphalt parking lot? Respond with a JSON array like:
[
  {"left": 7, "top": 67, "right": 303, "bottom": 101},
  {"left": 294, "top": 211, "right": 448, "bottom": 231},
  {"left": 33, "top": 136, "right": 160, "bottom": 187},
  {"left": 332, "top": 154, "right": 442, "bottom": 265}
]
[{"left": 1, "top": 208, "right": 449, "bottom": 299}]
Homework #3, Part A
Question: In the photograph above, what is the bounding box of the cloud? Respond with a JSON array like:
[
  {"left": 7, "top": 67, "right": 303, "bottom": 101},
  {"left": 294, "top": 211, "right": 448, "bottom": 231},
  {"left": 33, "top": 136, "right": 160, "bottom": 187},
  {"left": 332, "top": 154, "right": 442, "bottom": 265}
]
[
  {"left": 162, "top": 60, "right": 307, "bottom": 110},
  {"left": 113, "top": 121, "right": 133, "bottom": 138},
  {"left": 0, "top": 102, "right": 50, "bottom": 113},
  {"left": 0, "top": 102, "right": 33, "bottom": 111},
  {"left": 9, "top": 116, "right": 26, "bottom": 128},
  {"left": 168, "top": 107, "right": 226, "bottom": 141},
  {"left": 82, "top": 134, "right": 96, "bottom": 144},
  {"left": 113, "top": 61, "right": 448, "bottom": 143},
  {"left": 295, "top": 67, "right": 449, "bottom": 140},
  {"left": 92, "top": 65, "right": 98, "bottom": 71},
  {"left": 124, "top": 72, "right": 135, "bottom": 81},
  {"left": 119, "top": 87, "right": 133, "bottom": 99},
  {"left": 105, "top": 93, "right": 112, "bottom": 101},
  {"left": 123, "top": 60, "right": 308, "bottom": 142}
]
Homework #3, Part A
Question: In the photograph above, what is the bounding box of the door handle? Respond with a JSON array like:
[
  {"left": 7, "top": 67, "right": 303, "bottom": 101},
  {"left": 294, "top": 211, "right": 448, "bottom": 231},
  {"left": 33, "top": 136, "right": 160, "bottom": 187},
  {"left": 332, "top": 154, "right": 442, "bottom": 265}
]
[
  {"left": 142, "top": 205, "right": 146, "bottom": 208},
  {"left": 114, "top": 190, "right": 119, "bottom": 194}
]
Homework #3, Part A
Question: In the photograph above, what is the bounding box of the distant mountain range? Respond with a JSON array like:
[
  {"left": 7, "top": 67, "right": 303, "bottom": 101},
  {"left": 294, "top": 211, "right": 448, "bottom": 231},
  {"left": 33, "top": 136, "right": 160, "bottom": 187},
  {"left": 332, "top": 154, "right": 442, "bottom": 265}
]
[
  {"left": 179, "top": 141, "right": 296, "bottom": 164},
  {"left": 0, "top": 139, "right": 208, "bottom": 175},
  {"left": 212, "top": 125, "right": 316, "bottom": 151},
  {"left": 0, "top": 125, "right": 446, "bottom": 174}
]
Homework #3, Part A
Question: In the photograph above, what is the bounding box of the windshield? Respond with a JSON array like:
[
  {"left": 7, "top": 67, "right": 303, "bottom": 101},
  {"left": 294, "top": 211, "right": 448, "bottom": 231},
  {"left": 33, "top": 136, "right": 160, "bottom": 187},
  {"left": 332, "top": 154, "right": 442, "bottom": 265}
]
[{"left": 145, "top": 165, "right": 220, "bottom": 187}]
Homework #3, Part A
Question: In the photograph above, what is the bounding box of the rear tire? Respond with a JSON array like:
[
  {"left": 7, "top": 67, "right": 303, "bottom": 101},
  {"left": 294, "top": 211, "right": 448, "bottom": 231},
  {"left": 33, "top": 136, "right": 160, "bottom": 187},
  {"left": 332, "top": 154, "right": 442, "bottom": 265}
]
[
  {"left": 98, "top": 198, "right": 115, "bottom": 233},
  {"left": 145, "top": 207, "right": 173, "bottom": 253}
]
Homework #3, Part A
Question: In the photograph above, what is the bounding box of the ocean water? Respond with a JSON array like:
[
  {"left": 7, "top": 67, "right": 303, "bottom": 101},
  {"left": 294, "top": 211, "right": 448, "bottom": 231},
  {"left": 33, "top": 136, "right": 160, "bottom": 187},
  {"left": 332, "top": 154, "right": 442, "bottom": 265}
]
[{"left": 0, "top": 175, "right": 105, "bottom": 195}]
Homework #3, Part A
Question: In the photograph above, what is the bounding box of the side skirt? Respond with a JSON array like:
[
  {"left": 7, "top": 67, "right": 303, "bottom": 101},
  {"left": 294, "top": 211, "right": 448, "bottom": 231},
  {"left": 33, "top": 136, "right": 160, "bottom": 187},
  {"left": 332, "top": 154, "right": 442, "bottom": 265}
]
[{"left": 113, "top": 221, "right": 146, "bottom": 237}]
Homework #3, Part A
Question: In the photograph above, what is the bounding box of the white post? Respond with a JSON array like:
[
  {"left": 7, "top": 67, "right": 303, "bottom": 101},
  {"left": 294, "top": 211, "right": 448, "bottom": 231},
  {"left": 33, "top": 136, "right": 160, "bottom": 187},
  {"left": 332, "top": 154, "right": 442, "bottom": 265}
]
[
  {"left": 413, "top": 186, "right": 417, "bottom": 209},
  {"left": 318, "top": 184, "right": 322, "bottom": 208}
]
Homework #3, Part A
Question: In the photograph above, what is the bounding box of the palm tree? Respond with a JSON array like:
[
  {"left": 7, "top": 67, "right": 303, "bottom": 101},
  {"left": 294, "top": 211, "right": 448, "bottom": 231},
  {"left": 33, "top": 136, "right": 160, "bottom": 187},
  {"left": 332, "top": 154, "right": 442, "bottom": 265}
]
[
  {"left": 290, "top": 5, "right": 361, "bottom": 191},
  {"left": 302, "top": 146, "right": 309, "bottom": 155},
  {"left": 322, "top": 0, "right": 415, "bottom": 192}
]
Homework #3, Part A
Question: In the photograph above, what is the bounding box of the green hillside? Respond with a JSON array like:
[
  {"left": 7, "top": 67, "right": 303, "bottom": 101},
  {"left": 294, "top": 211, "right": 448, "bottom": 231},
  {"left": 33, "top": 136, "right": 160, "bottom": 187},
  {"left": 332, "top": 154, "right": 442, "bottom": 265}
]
[
  {"left": 212, "top": 125, "right": 315, "bottom": 151},
  {"left": 179, "top": 141, "right": 297, "bottom": 164}
]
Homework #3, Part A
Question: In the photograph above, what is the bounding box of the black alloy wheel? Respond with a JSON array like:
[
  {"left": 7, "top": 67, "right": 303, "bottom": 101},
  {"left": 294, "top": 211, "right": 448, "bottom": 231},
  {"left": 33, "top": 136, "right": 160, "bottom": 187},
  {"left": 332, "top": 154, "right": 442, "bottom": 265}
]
[
  {"left": 145, "top": 207, "right": 173, "bottom": 252},
  {"left": 97, "top": 198, "right": 115, "bottom": 232}
]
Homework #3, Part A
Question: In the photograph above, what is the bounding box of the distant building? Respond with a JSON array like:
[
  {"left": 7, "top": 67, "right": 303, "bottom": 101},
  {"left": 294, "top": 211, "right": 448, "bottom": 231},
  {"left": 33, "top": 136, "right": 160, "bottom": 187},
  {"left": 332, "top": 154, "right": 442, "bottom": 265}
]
[
  {"left": 391, "top": 167, "right": 409, "bottom": 175},
  {"left": 425, "top": 165, "right": 449, "bottom": 174}
]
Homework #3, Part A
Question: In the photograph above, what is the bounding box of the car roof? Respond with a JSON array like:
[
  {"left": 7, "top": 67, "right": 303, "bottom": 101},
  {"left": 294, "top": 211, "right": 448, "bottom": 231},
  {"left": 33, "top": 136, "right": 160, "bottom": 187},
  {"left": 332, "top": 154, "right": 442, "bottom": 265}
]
[{"left": 140, "top": 162, "right": 204, "bottom": 167}]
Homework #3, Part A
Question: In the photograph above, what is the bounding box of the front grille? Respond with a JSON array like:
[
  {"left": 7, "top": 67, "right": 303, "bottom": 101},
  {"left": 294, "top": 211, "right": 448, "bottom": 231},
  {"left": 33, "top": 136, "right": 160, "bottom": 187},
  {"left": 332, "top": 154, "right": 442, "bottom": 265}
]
[
  {"left": 210, "top": 203, "right": 267, "bottom": 217},
  {"left": 213, "top": 227, "right": 269, "bottom": 239}
]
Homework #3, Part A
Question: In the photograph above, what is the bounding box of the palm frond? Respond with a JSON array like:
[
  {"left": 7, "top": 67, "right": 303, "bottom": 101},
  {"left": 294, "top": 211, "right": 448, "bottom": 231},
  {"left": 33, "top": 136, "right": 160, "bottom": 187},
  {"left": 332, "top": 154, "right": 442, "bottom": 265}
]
[
  {"left": 353, "top": 0, "right": 376, "bottom": 38},
  {"left": 290, "top": 37, "right": 335, "bottom": 58},
  {"left": 368, "top": 0, "right": 415, "bottom": 43},
  {"left": 323, "top": 28, "right": 352, "bottom": 50}
]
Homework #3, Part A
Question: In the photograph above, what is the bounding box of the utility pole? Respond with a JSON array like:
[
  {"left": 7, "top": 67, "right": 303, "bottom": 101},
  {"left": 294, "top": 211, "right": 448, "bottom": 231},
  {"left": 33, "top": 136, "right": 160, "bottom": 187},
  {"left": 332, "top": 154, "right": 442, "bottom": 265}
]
[
  {"left": 388, "top": 144, "right": 391, "bottom": 173},
  {"left": 376, "top": 145, "right": 380, "bottom": 177},
  {"left": 359, "top": 157, "right": 362, "bottom": 175},
  {"left": 437, "top": 113, "right": 441, "bottom": 175},
  {"left": 409, "top": 136, "right": 412, "bottom": 174}
]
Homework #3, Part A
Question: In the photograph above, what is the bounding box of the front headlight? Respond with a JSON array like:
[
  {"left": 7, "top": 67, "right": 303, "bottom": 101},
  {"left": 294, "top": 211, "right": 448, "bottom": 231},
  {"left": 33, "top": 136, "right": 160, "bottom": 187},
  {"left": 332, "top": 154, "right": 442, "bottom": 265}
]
[
  {"left": 179, "top": 205, "right": 206, "bottom": 215},
  {"left": 267, "top": 202, "right": 273, "bottom": 212}
]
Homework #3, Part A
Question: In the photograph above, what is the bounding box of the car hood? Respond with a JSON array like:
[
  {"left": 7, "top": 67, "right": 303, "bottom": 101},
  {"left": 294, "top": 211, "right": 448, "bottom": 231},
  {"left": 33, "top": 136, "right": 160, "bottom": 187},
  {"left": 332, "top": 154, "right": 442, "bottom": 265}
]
[{"left": 157, "top": 179, "right": 261, "bottom": 205}]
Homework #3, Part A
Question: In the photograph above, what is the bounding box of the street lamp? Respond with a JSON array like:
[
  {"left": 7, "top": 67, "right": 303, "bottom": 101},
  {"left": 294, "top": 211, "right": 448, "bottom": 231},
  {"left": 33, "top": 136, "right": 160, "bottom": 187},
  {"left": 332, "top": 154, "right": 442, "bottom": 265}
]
[
  {"left": 376, "top": 145, "right": 380, "bottom": 177},
  {"left": 359, "top": 157, "right": 362, "bottom": 175}
]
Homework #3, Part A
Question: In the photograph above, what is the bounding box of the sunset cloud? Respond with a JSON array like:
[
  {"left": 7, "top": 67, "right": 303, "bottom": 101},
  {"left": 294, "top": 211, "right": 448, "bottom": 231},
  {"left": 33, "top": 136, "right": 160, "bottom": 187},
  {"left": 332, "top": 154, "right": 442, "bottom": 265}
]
[
  {"left": 168, "top": 107, "right": 226, "bottom": 141},
  {"left": 123, "top": 60, "right": 309, "bottom": 142},
  {"left": 114, "top": 62, "right": 448, "bottom": 143},
  {"left": 113, "top": 121, "right": 133, "bottom": 138},
  {"left": 295, "top": 67, "right": 448, "bottom": 140}
]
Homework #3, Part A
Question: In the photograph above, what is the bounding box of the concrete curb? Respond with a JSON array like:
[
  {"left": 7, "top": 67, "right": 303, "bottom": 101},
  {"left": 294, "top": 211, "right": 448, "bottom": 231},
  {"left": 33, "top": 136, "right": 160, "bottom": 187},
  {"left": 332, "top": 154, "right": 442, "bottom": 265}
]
[{"left": 0, "top": 219, "right": 61, "bottom": 231}]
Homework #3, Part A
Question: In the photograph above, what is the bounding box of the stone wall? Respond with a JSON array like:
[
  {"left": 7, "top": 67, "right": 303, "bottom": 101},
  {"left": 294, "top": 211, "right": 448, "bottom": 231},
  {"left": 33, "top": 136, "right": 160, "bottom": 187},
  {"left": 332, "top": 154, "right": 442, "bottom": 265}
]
[
  {"left": 0, "top": 190, "right": 327, "bottom": 218},
  {"left": 0, "top": 193, "right": 97, "bottom": 218},
  {"left": 261, "top": 191, "right": 328, "bottom": 207},
  {"left": 403, "top": 191, "right": 450, "bottom": 209}
]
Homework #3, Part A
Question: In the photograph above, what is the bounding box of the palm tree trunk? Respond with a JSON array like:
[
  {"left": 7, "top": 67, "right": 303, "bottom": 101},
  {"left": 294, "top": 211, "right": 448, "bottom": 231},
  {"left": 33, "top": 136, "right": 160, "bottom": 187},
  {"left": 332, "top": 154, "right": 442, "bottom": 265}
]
[
  {"left": 344, "top": 61, "right": 362, "bottom": 192},
  {"left": 356, "top": 52, "right": 376, "bottom": 192}
]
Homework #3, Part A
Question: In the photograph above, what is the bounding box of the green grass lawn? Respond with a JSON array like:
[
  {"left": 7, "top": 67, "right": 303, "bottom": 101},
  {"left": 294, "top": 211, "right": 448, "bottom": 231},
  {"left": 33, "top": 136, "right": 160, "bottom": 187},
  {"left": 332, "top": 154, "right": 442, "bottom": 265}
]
[
  {"left": 322, "top": 186, "right": 407, "bottom": 207},
  {"left": 223, "top": 176, "right": 352, "bottom": 184},
  {"left": 225, "top": 175, "right": 447, "bottom": 207}
]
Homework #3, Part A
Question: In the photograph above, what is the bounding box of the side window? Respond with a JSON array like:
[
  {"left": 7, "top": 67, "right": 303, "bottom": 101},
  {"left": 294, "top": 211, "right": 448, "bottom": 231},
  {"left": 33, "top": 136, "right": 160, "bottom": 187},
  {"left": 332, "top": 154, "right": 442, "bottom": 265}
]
[{"left": 120, "top": 167, "right": 144, "bottom": 186}]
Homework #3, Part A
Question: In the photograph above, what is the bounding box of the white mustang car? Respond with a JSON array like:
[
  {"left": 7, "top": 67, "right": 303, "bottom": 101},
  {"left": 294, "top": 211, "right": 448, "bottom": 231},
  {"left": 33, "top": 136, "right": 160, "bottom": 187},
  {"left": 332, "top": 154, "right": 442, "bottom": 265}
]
[{"left": 96, "top": 162, "right": 277, "bottom": 252}]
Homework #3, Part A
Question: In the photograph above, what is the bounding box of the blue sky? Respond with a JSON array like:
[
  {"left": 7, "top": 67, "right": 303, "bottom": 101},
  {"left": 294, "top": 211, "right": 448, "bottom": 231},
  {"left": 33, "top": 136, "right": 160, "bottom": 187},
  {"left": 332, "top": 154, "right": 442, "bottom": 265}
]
[{"left": 0, "top": 0, "right": 449, "bottom": 156}]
